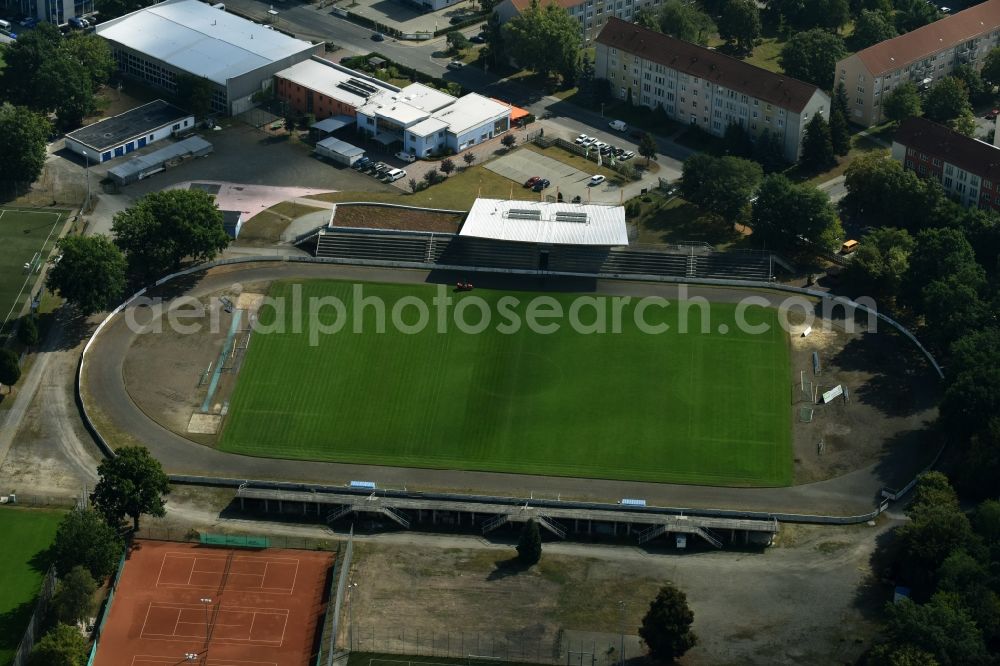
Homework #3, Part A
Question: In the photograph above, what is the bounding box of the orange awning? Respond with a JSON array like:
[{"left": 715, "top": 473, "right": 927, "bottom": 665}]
[{"left": 492, "top": 98, "right": 529, "bottom": 121}]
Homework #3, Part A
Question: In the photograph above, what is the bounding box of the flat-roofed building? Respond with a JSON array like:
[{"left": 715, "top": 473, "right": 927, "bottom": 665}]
[
  {"left": 891, "top": 116, "right": 1000, "bottom": 212},
  {"left": 594, "top": 18, "right": 828, "bottom": 162},
  {"left": 461, "top": 198, "right": 628, "bottom": 246},
  {"left": 274, "top": 57, "right": 400, "bottom": 120},
  {"left": 96, "top": 0, "right": 322, "bottom": 116},
  {"left": 64, "top": 99, "right": 194, "bottom": 164},
  {"left": 835, "top": 0, "right": 1000, "bottom": 127}
]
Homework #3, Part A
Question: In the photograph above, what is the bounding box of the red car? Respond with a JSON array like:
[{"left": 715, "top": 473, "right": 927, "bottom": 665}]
[
  {"left": 524, "top": 176, "right": 541, "bottom": 188},
  {"left": 987, "top": 109, "right": 999, "bottom": 120}
]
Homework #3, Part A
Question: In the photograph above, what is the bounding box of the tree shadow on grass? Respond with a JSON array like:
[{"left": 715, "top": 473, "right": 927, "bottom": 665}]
[
  {"left": 486, "top": 556, "right": 532, "bottom": 581},
  {"left": 0, "top": 598, "right": 37, "bottom": 654}
]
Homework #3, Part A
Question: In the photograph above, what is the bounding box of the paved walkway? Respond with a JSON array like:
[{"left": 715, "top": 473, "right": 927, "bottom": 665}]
[{"left": 80, "top": 261, "right": 920, "bottom": 517}]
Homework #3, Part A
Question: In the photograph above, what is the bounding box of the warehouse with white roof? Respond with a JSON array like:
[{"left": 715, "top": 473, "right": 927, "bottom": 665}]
[
  {"left": 96, "top": 0, "right": 321, "bottom": 115},
  {"left": 461, "top": 198, "right": 628, "bottom": 246}
]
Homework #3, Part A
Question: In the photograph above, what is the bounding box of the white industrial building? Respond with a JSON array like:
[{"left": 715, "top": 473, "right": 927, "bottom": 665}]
[
  {"left": 356, "top": 84, "right": 512, "bottom": 156},
  {"left": 461, "top": 198, "right": 628, "bottom": 245},
  {"left": 64, "top": 99, "right": 194, "bottom": 164},
  {"left": 96, "top": 0, "right": 322, "bottom": 116}
]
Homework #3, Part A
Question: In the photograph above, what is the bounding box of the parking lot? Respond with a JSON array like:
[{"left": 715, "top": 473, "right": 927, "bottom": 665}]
[{"left": 485, "top": 150, "right": 623, "bottom": 203}]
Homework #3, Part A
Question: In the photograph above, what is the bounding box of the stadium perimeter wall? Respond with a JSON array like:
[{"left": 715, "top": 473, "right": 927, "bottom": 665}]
[{"left": 76, "top": 255, "right": 945, "bottom": 525}]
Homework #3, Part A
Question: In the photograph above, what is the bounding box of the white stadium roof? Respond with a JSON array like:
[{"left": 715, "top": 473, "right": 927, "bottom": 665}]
[
  {"left": 96, "top": 0, "right": 316, "bottom": 85},
  {"left": 461, "top": 198, "right": 628, "bottom": 246}
]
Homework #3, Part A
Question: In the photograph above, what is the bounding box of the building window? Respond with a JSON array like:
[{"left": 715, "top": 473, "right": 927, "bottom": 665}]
[
  {"left": 932, "top": 158, "right": 941, "bottom": 167},
  {"left": 945, "top": 164, "right": 954, "bottom": 175},
  {"left": 906, "top": 159, "right": 914, "bottom": 169},
  {"left": 944, "top": 177, "right": 953, "bottom": 188}
]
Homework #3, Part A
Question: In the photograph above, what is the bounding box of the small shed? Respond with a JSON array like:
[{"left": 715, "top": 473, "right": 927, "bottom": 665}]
[
  {"left": 314, "top": 136, "right": 365, "bottom": 166},
  {"left": 106, "top": 136, "right": 213, "bottom": 186}
]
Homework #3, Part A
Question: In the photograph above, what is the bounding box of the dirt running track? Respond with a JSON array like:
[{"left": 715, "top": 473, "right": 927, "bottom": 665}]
[{"left": 82, "top": 263, "right": 928, "bottom": 515}]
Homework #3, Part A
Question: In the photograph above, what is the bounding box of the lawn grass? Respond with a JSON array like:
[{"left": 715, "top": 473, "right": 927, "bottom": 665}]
[
  {"left": 219, "top": 280, "right": 792, "bottom": 487},
  {"left": 0, "top": 208, "right": 66, "bottom": 337},
  {"left": 0, "top": 508, "right": 64, "bottom": 665}
]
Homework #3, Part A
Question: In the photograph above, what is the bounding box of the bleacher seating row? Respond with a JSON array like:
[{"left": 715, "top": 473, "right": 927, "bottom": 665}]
[{"left": 313, "top": 230, "right": 772, "bottom": 281}]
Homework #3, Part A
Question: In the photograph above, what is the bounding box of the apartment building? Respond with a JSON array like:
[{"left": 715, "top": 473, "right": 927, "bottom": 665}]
[
  {"left": 835, "top": 0, "right": 1000, "bottom": 127},
  {"left": 594, "top": 18, "right": 829, "bottom": 162},
  {"left": 891, "top": 116, "right": 1000, "bottom": 212},
  {"left": 494, "top": 0, "right": 666, "bottom": 43}
]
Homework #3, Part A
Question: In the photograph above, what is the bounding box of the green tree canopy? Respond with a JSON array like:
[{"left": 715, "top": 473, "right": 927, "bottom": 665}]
[
  {"left": 853, "top": 9, "right": 897, "bottom": 48},
  {"left": 446, "top": 30, "right": 471, "bottom": 53},
  {"left": 29, "top": 624, "right": 89, "bottom": 666},
  {"left": 0, "top": 349, "right": 21, "bottom": 392},
  {"left": 52, "top": 566, "right": 97, "bottom": 625},
  {"left": 175, "top": 74, "right": 214, "bottom": 119},
  {"left": 46, "top": 235, "right": 127, "bottom": 316},
  {"left": 883, "top": 82, "right": 922, "bottom": 123},
  {"left": 18, "top": 315, "right": 39, "bottom": 347},
  {"left": 63, "top": 33, "right": 114, "bottom": 88},
  {"left": 717, "top": 0, "right": 761, "bottom": 53},
  {"left": 753, "top": 129, "right": 787, "bottom": 172},
  {"left": 800, "top": 114, "right": 837, "bottom": 171},
  {"left": 903, "top": 226, "right": 985, "bottom": 309},
  {"left": 923, "top": 77, "right": 972, "bottom": 124},
  {"left": 951, "top": 64, "right": 986, "bottom": 103},
  {"left": 884, "top": 594, "right": 987, "bottom": 666},
  {"left": 940, "top": 328, "right": 1000, "bottom": 438},
  {"left": 51, "top": 508, "right": 125, "bottom": 579},
  {"left": 682, "top": 154, "right": 763, "bottom": 223},
  {"left": 639, "top": 132, "right": 658, "bottom": 165},
  {"left": 723, "top": 122, "right": 754, "bottom": 158},
  {"left": 516, "top": 519, "right": 542, "bottom": 565},
  {"left": 909, "top": 472, "right": 960, "bottom": 516},
  {"left": 778, "top": 29, "right": 845, "bottom": 89},
  {"left": 656, "top": 0, "right": 717, "bottom": 45},
  {"left": 750, "top": 174, "right": 843, "bottom": 251},
  {"left": 842, "top": 153, "right": 947, "bottom": 230},
  {"left": 91, "top": 446, "right": 170, "bottom": 531},
  {"left": 502, "top": 0, "right": 581, "bottom": 82},
  {"left": 0, "top": 104, "right": 51, "bottom": 189},
  {"left": 112, "top": 189, "right": 229, "bottom": 281},
  {"left": 843, "top": 227, "right": 914, "bottom": 301},
  {"left": 894, "top": 0, "right": 940, "bottom": 33},
  {"left": 638, "top": 583, "right": 697, "bottom": 663},
  {"left": 982, "top": 47, "right": 1000, "bottom": 85}
]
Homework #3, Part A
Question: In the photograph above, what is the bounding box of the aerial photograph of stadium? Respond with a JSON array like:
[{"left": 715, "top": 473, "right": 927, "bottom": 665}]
[{"left": 2, "top": 0, "right": 997, "bottom": 663}]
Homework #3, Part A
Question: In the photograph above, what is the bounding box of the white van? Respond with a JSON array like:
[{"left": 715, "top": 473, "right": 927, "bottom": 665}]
[
  {"left": 608, "top": 119, "right": 628, "bottom": 132},
  {"left": 385, "top": 168, "right": 407, "bottom": 182},
  {"left": 0, "top": 19, "right": 11, "bottom": 30}
]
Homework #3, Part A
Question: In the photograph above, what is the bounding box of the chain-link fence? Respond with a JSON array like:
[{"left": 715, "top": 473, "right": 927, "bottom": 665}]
[
  {"left": 10, "top": 566, "right": 57, "bottom": 666},
  {"left": 1, "top": 493, "right": 80, "bottom": 509},
  {"left": 341, "top": 626, "right": 643, "bottom": 666},
  {"left": 134, "top": 524, "right": 340, "bottom": 551}
]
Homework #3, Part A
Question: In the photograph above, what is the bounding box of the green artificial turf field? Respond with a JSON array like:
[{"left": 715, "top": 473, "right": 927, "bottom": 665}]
[
  {"left": 219, "top": 280, "right": 792, "bottom": 486},
  {"left": 0, "top": 208, "right": 65, "bottom": 337},
  {"left": 0, "top": 508, "right": 64, "bottom": 666}
]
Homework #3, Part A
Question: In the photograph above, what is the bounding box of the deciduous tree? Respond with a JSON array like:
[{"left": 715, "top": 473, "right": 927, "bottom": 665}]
[
  {"left": 751, "top": 174, "right": 843, "bottom": 251},
  {"left": 853, "top": 9, "right": 896, "bottom": 48},
  {"left": 717, "top": 0, "right": 760, "bottom": 53},
  {"left": 883, "top": 82, "right": 922, "bottom": 123},
  {"left": 0, "top": 104, "right": 51, "bottom": 190},
  {"left": 884, "top": 594, "right": 987, "bottom": 665},
  {"left": 175, "top": 74, "right": 214, "bottom": 119},
  {"left": 63, "top": 32, "right": 114, "bottom": 88},
  {"left": 778, "top": 29, "right": 845, "bottom": 89},
  {"left": 502, "top": 0, "right": 581, "bottom": 82},
  {"left": 51, "top": 508, "right": 125, "bottom": 579},
  {"left": 753, "top": 129, "right": 787, "bottom": 172},
  {"left": 639, "top": 132, "right": 658, "bottom": 165},
  {"left": 682, "top": 155, "right": 763, "bottom": 223},
  {"left": 46, "top": 235, "right": 127, "bottom": 316},
  {"left": 982, "top": 47, "right": 1000, "bottom": 86},
  {"left": 112, "top": 189, "right": 229, "bottom": 281},
  {"left": 516, "top": 519, "right": 542, "bottom": 565},
  {"left": 639, "top": 584, "right": 697, "bottom": 663},
  {"left": 440, "top": 157, "right": 456, "bottom": 175},
  {"left": 446, "top": 30, "right": 471, "bottom": 54},
  {"left": 52, "top": 566, "right": 97, "bottom": 625},
  {"left": 656, "top": 0, "right": 716, "bottom": 45},
  {"left": 29, "top": 624, "right": 89, "bottom": 666},
  {"left": 843, "top": 226, "right": 914, "bottom": 301},
  {"left": 90, "top": 446, "right": 170, "bottom": 532},
  {"left": 924, "top": 77, "right": 972, "bottom": 124},
  {"left": 18, "top": 315, "right": 39, "bottom": 347},
  {"left": 894, "top": 0, "right": 940, "bottom": 33},
  {"left": 0, "top": 349, "right": 19, "bottom": 393}
]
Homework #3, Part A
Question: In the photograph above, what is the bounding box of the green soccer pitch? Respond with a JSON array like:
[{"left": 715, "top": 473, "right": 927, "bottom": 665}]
[
  {"left": 0, "top": 508, "right": 64, "bottom": 665},
  {"left": 0, "top": 208, "right": 65, "bottom": 337},
  {"left": 219, "top": 280, "right": 792, "bottom": 487}
]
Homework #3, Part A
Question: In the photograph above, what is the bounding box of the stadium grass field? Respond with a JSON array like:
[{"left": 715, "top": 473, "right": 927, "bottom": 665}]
[
  {"left": 219, "top": 280, "right": 792, "bottom": 486},
  {"left": 0, "top": 508, "right": 64, "bottom": 666},
  {"left": 0, "top": 208, "right": 65, "bottom": 336}
]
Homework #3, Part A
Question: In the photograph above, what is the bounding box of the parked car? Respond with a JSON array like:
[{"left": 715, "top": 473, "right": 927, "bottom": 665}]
[
  {"left": 987, "top": 108, "right": 999, "bottom": 120},
  {"left": 575, "top": 134, "right": 589, "bottom": 144},
  {"left": 371, "top": 32, "right": 384, "bottom": 41},
  {"left": 20, "top": 16, "right": 38, "bottom": 27},
  {"left": 581, "top": 137, "right": 597, "bottom": 147},
  {"left": 608, "top": 119, "right": 628, "bottom": 132},
  {"left": 384, "top": 168, "right": 407, "bottom": 182},
  {"left": 68, "top": 16, "right": 87, "bottom": 28},
  {"left": 588, "top": 175, "right": 606, "bottom": 186},
  {"left": 447, "top": 60, "right": 464, "bottom": 70},
  {"left": 524, "top": 176, "right": 542, "bottom": 188},
  {"left": 394, "top": 151, "right": 416, "bottom": 163},
  {"left": 353, "top": 157, "right": 371, "bottom": 170},
  {"left": 620, "top": 151, "right": 634, "bottom": 160},
  {"left": 470, "top": 34, "right": 485, "bottom": 43},
  {"left": 370, "top": 162, "right": 390, "bottom": 175},
  {"left": 449, "top": 15, "right": 466, "bottom": 24},
  {"left": 532, "top": 178, "right": 550, "bottom": 192}
]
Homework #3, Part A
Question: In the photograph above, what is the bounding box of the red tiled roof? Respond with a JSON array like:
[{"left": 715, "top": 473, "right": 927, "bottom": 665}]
[
  {"left": 895, "top": 116, "right": 1000, "bottom": 180},
  {"left": 595, "top": 18, "right": 821, "bottom": 112},
  {"left": 854, "top": 0, "right": 1000, "bottom": 75}
]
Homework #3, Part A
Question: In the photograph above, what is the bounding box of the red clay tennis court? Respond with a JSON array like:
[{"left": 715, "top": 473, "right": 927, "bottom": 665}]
[{"left": 94, "top": 540, "right": 334, "bottom": 666}]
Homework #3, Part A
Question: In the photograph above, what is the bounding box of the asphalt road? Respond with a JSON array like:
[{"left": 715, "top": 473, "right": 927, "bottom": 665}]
[{"left": 82, "top": 261, "right": 903, "bottom": 517}]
